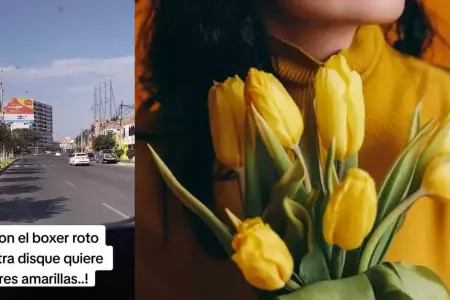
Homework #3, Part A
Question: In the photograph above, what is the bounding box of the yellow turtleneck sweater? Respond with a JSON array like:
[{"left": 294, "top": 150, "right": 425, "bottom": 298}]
[
  {"left": 136, "top": 25, "right": 450, "bottom": 300},
  {"left": 270, "top": 25, "right": 450, "bottom": 285}
]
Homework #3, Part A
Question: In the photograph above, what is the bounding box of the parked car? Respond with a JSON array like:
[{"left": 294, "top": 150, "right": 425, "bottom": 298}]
[
  {"left": 69, "top": 153, "right": 90, "bottom": 166},
  {"left": 55, "top": 152, "right": 61, "bottom": 157},
  {"left": 87, "top": 152, "right": 96, "bottom": 161},
  {"left": 96, "top": 149, "right": 119, "bottom": 164}
]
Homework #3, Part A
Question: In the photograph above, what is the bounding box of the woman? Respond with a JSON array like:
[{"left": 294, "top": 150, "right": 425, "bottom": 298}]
[{"left": 135, "top": 0, "right": 450, "bottom": 299}]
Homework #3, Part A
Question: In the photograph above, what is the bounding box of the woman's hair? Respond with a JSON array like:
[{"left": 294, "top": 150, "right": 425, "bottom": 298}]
[{"left": 141, "top": 0, "right": 438, "bottom": 258}]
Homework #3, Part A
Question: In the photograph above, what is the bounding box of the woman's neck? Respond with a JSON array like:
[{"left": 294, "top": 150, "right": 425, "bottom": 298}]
[{"left": 262, "top": 6, "right": 358, "bottom": 61}]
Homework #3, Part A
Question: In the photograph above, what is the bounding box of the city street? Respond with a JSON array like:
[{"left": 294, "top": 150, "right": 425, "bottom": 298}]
[{"left": 0, "top": 155, "right": 134, "bottom": 225}]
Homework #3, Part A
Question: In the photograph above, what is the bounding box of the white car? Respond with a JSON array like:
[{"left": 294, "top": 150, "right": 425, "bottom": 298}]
[
  {"left": 69, "top": 153, "right": 90, "bottom": 166},
  {"left": 55, "top": 152, "right": 61, "bottom": 157}
]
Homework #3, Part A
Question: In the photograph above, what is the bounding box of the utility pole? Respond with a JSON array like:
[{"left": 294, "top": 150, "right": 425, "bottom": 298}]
[
  {"left": 93, "top": 86, "right": 97, "bottom": 122},
  {"left": 104, "top": 80, "right": 108, "bottom": 120},
  {"left": 119, "top": 100, "right": 123, "bottom": 126},
  {"left": 80, "top": 129, "right": 83, "bottom": 152},
  {"left": 0, "top": 70, "right": 4, "bottom": 122}
]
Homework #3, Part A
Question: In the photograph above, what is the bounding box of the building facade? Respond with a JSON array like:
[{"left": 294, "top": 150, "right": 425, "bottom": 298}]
[
  {"left": 31, "top": 101, "right": 53, "bottom": 151},
  {"left": 59, "top": 137, "right": 75, "bottom": 152},
  {"left": 122, "top": 123, "right": 135, "bottom": 150}
]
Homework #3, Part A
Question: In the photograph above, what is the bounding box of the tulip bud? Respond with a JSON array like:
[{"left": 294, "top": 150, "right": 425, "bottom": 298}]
[
  {"left": 245, "top": 68, "right": 304, "bottom": 148},
  {"left": 226, "top": 210, "right": 294, "bottom": 291},
  {"left": 417, "top": 116, "right": 450, "bottom": 174},
  {"left": 421, "top": 155, "right": 450, "bottom": 202},
  {"left": 315, "top": 54, "right": 365, "bottom": 160},
  {"left": 323, "top": 168, "right": 377, "bottom": 250},
  {"left": 208, "top": 76, "right": 245, "bottom": 169}
]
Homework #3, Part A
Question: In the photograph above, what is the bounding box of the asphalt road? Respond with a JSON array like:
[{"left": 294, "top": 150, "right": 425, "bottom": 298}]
[{"left": 0, "top": 155, "right": 134, "bottom": 225}]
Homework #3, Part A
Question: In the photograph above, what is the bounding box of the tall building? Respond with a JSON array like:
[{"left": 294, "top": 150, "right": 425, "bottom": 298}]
[{"left": 31, "top": 100, "right": 53, "bottom": 150}]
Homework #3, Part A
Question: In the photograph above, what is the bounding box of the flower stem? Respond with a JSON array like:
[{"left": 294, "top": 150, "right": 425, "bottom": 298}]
[
  {"left": 235, "top": 167, "right": 245, "bottom": 205},
  {"left": 285, "top": 279, "right": 301, "bottom": 291},
  {"left": 331, "top": 246, "right": 346, "bottom": 279},
  {"left": 357, "top": 188, "right": 427, "bottom": 273},
  {"left": 292, "top": 145, "right": 312, "bottom": 193}
]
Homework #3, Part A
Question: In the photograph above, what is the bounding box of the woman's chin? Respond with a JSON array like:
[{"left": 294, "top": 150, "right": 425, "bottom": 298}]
[{"left": 276, "top": 0, "right": 406, "bottom": 25}]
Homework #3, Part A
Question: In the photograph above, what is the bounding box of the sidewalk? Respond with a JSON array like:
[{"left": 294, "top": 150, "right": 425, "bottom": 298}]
[
  {"left": 0, "top": 157, "right": 19, "bottom": 175},
  {"left": 117, "top": 159, "right": 135, "bottom": 167}
]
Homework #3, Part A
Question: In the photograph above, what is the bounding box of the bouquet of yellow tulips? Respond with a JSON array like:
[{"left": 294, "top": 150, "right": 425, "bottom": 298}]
[{"left": 148, "top": 54, "right": 450, "bottom": 299}]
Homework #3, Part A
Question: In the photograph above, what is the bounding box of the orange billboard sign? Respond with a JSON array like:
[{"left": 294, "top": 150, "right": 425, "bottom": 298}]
[{"left": 3, "top": 98, "right": 34, "bottom": 123}]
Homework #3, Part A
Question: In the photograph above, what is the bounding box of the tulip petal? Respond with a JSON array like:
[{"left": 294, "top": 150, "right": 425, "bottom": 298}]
[
  {"left": 231, "top": 221, "right": 294, "bottom": 291},
  {"left": 324, "top": 55, "right": 352, "bottom": 84},
  {"left": 208, "top": 77, "right": 245, "bottom": 169},
  {"left": 270, "top": 74, "right": 304, "bottom": 146},
  {"left": 315, "top": 68, "right": 348, "bottom": 160},
  {"left": 345, "top": 71, "right": 365, "bottom": 157},
  {"left": 246, "top": 68, "right": 303, "bottom": 147},
  {"left": 323, "top": 168, "right": 377, "bottom": 250},
  {"left": 422, "top": 154, "right": 450, "bottom": 201}
]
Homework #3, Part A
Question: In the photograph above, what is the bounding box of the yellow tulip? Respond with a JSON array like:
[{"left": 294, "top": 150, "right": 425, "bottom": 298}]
[
  {"left": 421, "top": 155, "right": 450, "bottom": 202},
  {"left": 245, "top": 68, "right": 304, "bottom": 148},
  {"left": 418, "top": 116, "right": 450, "bottom": 171},
  {"left": 208, "top": 76, "right": 245, "bottom": 169},
  {"left": 226, "top": 210, "right": 293, "bottom": 291},
  {"left": 323, "top": 168, "right": 377, "bottom": 250},
  {"left": 315, "top": 54, "right": 365, "bottom": 160}
]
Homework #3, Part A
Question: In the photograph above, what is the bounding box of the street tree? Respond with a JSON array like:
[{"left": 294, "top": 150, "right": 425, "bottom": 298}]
[
  {"left": 11, "top": 128, "right": 40, "bottom": 153},
  {"left": 75, "top": 128, "right": 92, "bottom": 151},
  {"left": 0, "top": 123, "right": 12, "bottom": 161},
  {"left": 93, "top": 133, "right": 116, "bottom": 151}
]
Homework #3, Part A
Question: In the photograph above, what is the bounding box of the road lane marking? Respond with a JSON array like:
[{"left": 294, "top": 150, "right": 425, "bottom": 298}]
[
  {"left": 50, "top": 171, "right": 57, "bottom": 175},
  {"left": 64, "top": 180, "right": 76, "bottom": 187},
  {"left": 42, "top": 164, "right": 48, "bottom": 168},
  {"left": 102, "top": 203, "right": 129, "bottom": 219},
  {"left": 49, "top": 165, "right": 55, "bottom": 168}
]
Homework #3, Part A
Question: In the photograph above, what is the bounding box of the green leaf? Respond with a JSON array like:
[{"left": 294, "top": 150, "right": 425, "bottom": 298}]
[
  {"left": 282, "top": 198, "right": 331, "bottom": 284},
  {"left": 251, "top": 106, "right": 293, "bottom": 175},
  {"left": 359, "top": 189, "right": 427, "bottom": 273},
  {"left": 330, "top": 246, "right": 346, "bottom": 279},
  {"left": 282, "top": 198, "right": 309, "bottom": 273},
  {"left": 376, "top": 120, "right": 436, "bottom": 225},
  {"left": 303, "top": 188, "right": 320, "bottom": 212},
  {"left": 276, "top": 272, "right": 375, "bottom": 300},
  {"left": 364, "top": 121, "right": 435, "bottom": 269},
  {"left": 340, "top": 154, "right": 358, "bottom": 180},
  {"left": 366, "top": 262, "right": 450, "bottom": 300},
  {"left": 413, "top": 117, "right": 450, "bottom": 190},
  {"left": 367, "top": 216, "right": 403, "bottom": 269},
  {"left": 276, "top": 262, "right": 450, "bottom": 300},
  {"left": 418, "top": 117, "right": 450, "bottom": 173},
  {"left": 307, "top": 101, "right": 325, "bottom": 191},
  {"left": 408, "top": 101, "right": 423, "bottom": 142},
  {"left": 312, "top": 191, "right": 332, "bottom": 263},
  {"left": 305, "top": 100, "right": 332, "bottom": 262},
  {"left": 147, "top": 143, "right": 233, "bottom": 255},
  {"left": 366, "top": 113, "right": 431, "bottom": 265},
  {"left": 264, "top": 158, "right": 308, "bottom": 234},
  {"left": 324, "top": 138, "right": 338, "bottom": 196},
  {"left": 282, "top": 199, "right": 331, "bottom": 284},
  {"left": 244, "top": 113, "right": 261, "bottom": 218},
  {"left": 245, "top": 113, "right": 277, "bottom": 218},
  {"left": 271, "top": 158, "right": 308, "bottom": 205}
]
